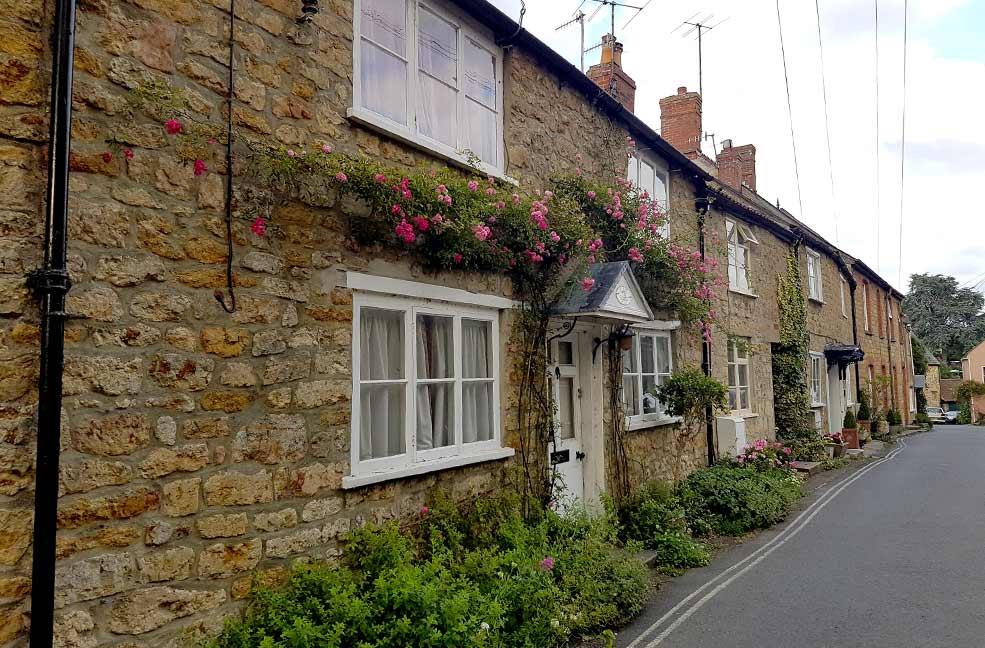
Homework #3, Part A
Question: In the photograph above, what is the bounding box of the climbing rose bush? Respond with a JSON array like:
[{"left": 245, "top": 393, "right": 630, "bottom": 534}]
[{"left": 736, "top": 439, "right": 796, "bottom": 472}]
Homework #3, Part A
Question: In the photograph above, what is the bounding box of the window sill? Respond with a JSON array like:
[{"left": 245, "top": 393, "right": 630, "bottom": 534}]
[
  {"left": 728, "top": 287, "right": 758, "bottom": 299},
  {"left": 625, "top": 415, "right": 682, "bottom": 431},
  {"left": 347, "top": 107, "right": 517, "bottom": 185},
  {"left": 728, "top": 410, "right": 759, "bottom": 419},
  {"left": 811, "top": 403, "right": 825, "bottom": 409},
  {"left": 808, "top": 297, "right": 824, "bottom": 305},
  {"left": 343, "top": 447, "right": 515, "bottom": 489}
]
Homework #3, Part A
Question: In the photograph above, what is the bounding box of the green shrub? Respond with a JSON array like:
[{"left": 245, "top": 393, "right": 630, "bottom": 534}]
[
  {"left": 783, "top": 435, "right": 827, "bottom": 462},
  {"left": 886, "top": 409, "right": 902, "bottom": 426},
  {"left": 650, "top": 531, "right": 710, "bottom": 574},
  {"left": 616, "top": 481, "right": 689, "bottom": 546},
  {"left": 914, "top": 412, "right": 932, "bottom": 427},
  {"left": 843, "top": 408, "right": 857, "bottom": 429},
  {"left": 856, "top": 394, "right": 871, "bottom": 421},
  {"left": 676, "top": 464, "right": 803, "bottom": 536}
]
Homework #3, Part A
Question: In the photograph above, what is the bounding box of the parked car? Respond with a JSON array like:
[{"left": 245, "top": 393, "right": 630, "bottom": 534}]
[
  {"left": 945, "top": 410, "right": 960, "bottom": 424},
  {"left": 925, "top": 407, "right": 946, "bottom": 424}
]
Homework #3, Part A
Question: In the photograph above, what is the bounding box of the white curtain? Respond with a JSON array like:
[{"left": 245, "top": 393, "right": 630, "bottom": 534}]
[
  {"left": 463, "top": 320, "right": 493, "bottom": 443},
  {"left": 417, "top": 7, "right": 457, "bottom": 146},
  {"left": 416, "top": 316, "right": 453, "bottom": 450},
  {"left": 463, "top": 39, "right": 497, "bottom": 165},
  {"left": 360, "top": 309, "right": 405, "bottom": 460},
  {"left": 360, "top": 0, "right": 408, "bottom": 125}
]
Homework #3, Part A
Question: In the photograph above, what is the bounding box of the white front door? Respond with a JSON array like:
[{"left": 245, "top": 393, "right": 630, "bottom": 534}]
[
  {"left": 549, "top": 335, "right": 584, "bottom": 507},
  {"left": 827, "top": 364, "right": 844, "bottom": 436}
]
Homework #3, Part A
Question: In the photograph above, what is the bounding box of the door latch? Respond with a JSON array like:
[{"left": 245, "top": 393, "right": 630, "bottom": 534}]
[{"left": 575, "top": 451, "right": 586, "bottom": 460}]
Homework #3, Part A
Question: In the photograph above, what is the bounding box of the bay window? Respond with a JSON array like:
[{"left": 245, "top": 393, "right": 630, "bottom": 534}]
[
  {"left": 350, "top": 290, "right": 507, "bottom": 486},
  {"left": 623, "top": 331, "right": 673, "bottom": 425},
  {"left": 352, "top": 0, "right": 504, "bottom": 175}
]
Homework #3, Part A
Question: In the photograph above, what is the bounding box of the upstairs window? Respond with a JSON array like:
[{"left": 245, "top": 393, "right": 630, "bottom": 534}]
[
  {"left": 726, "top": 219, "right": 757, "bottom": 293},
  {"left": 806, "top": 249, "right": 823, "bottom": 301},
  {"left": 810, "top": 353, "right": 825, "bottom": 406},
  {"left": 840, "top": 277, "right": 848, "bottom": 318},
  {"left": 628, "top": 153, "right": 670, "bottom": 236},
  {"left": 862, "top": 282, "right": 870, "bottom": 331},
  {"left": 353, "top": 0, "right": 503, "bottom": 174}
]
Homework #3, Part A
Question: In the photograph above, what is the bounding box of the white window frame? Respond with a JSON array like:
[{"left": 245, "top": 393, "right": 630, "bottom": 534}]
[
  {"left": 727, "top": 338, "right": 752, "bottom": 413},
  {"left": 806, "top": 248, "right": 823, "bottom": 302},
  {"left": 726, "top": 219, "right": 758, "bottom": 294},
  {"left": 350, "top": 0, "right": 505, "bottom": 178},
  {"left": 346, "top": 286, "right": 513, "bottom": 488},
  {"left": 840, "top": 277, "right": 848, "bottom": 318},
  {"left": 627, "top": 152, "right": 671, "bottom": 237},
  {"left": 622, "top": 330, "right": 675, "bottom": 428},
  {"left": 862, "top": 283, "right": 870, "bottom": 332},
  {"left": 810, "top": 352, "right": 825, "bottom": 407}
]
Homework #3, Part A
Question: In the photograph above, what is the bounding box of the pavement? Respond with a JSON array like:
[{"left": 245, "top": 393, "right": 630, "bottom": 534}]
[{"left": 614, "top": 425, "right": 985, "bottom": 648}]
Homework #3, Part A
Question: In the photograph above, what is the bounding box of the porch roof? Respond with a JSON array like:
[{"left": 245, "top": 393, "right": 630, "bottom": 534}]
[{"left": 550, "top": 261, "right": 654, "bottom": 323}]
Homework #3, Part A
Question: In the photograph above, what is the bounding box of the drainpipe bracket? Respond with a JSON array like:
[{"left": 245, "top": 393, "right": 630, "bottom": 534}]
[{"left": 26, "top": 267, "right": 72, "bottom": 301}]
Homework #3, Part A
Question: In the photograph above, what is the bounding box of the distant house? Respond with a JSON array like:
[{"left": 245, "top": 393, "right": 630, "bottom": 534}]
[
  {"left": 924, "top": 349, "right": 942, "bottom": 409},
  {"left": 960, "top": 341, "right": 985, "bottom": 419},
  {"left": 941, "top": 378, "right": 963, "bottom": 411}
]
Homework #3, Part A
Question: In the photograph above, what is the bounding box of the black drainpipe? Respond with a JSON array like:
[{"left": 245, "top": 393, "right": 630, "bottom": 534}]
[
  {"left": 850, "top": 281, "right": 862, "bottom": 404},
  {"left": 696, "top": 192, "right": 715, "bottom": 466},
  {"left": 26, "top": 0, "right": 77, "bottom": 646}
]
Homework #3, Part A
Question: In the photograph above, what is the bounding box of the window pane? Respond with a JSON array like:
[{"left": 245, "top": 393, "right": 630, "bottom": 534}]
[
  {"left": 464, "top": 100, "right": 497, "bottom": 165},
  {"left": 728, "top": 387, "right": 737, "bottom": 410},
  {"left": 462, "top": 319, "right": 491, "bottom": 378},
  {"left": 557, "top": 341, "right": 574, "bottom": 365},
  {"left": 362, "top": 0, "right": 407, "bottom": 54},
  {"left": 417, "top": 383, "right": 453, "bottom": 450},
  {"left": 627, "top": 157, "right": 639, "bottom": 187},
  {"left": 463, "top": 381, "right": 494, "bottom": 442},
  {"left": 418, "top": 7, "right": 457, "bottom": 82},
  {"left": 653, "top": 170, "right": 668, "bottom": 208},
  {"left": 623, "top": 376, "right": 640, "bottom": 416},
  {"left": 738, "top": 364, "right": 748, "bottom": 390},
  {"left": 623, "top": 341, "right": 638, "bottom": 373},
  {"left": 360, "top": 384, "right": 405, "bottom": 460},
  {"left": 638, "top": 160, "right": 655, "bottom": 197},
  {"left": 557, "top": 377, "right": 575, "bottom": 440},
  {"left": 739, "top": 387, "right": 749, "bottom": 410},
  {"left": 360, "top": 308, "right": 404, "bottom": 380},
  {"left": 360, "top": 40, "right": 408, "bottom": 124},
  {"left": 641, "top": 336, "right": 655, "bottom": 373},
  {"left": 642, "top": 375, "right": 657, "bottom": 414},
  {"left": 728, "top": 364, "right": 736, "bottom": 388},
  {"left": 416, "top": 314, "right": 453, "bottom": 379},
  {"left": 464, "top": 38, "right": 496, "bottom": 109},
  {"left": 418, "top": 73, "right": 457, "bottom": 146},
  {"left": 655, "top": 337, "right": 671, "bottom": 374}
]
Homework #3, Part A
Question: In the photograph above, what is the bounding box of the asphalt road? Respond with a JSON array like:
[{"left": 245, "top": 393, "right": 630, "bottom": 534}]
[{"left": 616, "top": 426, "right": 985, "bottom": 648}]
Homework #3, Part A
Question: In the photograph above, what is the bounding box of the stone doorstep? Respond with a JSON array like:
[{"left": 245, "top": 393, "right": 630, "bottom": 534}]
[
  {"left": 862, "top": 440, "right": 887, "bottom": 457},
  {"left": 845, "top": 449, "right": 865, "bottom": 458},
  {"left": 793, "top": 461, "right": 822, "bottom": 476},
  {"left": 637, "top": 550, "right": 659, "bottom": 568}
]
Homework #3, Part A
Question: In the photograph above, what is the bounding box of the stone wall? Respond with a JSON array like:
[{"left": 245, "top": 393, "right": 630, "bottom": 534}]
[
  {"left": 0, "top": 0, "right": 716, "bottom": 644},
  {"left": 924, "top": 364, "right": 941, "bottom": 410}
]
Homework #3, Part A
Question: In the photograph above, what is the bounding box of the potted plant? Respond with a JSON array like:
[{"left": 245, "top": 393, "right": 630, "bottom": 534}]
[
  {"left": 822, "top": 431, "right": 846, "bottom": 457},
  {"left": 887, "top": 409, "right": 904, "bottom": 436},
  {"left": 856, "top": 393, "right": 871, "bottom": 442},
  {"left": 842, "top": 408, "right": 860, "bottom": 450}
]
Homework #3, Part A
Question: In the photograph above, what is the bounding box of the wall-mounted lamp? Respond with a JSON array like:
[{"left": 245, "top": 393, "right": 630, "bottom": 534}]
[
  {"left": 592, "top": 324, "right": 635, "bottom": 362},
  {"left": 298, "top": 0, "right": 319, "bottom": 22}
]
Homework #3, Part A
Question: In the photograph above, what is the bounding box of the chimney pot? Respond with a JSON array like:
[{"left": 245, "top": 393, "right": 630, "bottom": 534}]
[
  {"left": 587, "top": 34, "right": 636, "bottom": 112},
  {"left": 716, "top": 142, "right": 757, "bottom": 192},
  {"left": 722, "top": 138, "right": 732, "bottom": 148},
  {"left": 677, "top": 86, "right": 687, "bottom": 95}
]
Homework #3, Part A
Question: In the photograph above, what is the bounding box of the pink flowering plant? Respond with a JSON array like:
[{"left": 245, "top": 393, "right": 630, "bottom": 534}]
[{"left": 735, "top": 439, "right": 796, "bottom": 472}]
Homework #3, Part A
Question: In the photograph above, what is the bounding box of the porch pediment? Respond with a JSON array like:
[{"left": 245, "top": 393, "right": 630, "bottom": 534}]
[{"left": 551, "top": 261, "right": 654, "bottom": 323}]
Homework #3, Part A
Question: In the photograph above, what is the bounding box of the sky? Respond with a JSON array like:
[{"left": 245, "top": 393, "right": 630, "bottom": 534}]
[{"left": 489, "top": 0, "right": 985, "bottom": 295}]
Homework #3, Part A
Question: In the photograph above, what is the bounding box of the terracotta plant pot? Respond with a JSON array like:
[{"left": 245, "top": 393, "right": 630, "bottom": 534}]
[{"left": 842, "top": 427, "right": 860, "bottom": 450}]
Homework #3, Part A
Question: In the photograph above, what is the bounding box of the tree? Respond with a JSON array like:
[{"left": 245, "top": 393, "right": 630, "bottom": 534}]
[{"left": 903, "top": 274, "right": 985, "bottom": 363}]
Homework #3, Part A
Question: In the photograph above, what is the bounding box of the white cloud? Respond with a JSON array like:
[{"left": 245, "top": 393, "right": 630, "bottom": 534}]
[{"left": 491, "top": 0, "right": 985, "bottom": 294}]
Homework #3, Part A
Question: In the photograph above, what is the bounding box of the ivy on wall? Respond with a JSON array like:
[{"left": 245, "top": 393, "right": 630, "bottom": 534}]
[{"left": 772, "top": 246, "right": 814, "bottom": 441}]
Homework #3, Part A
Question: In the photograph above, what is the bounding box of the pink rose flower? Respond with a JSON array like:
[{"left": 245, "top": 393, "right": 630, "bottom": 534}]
[
  {"left": 421, "top": 506, "right": 429, "bottom": 515},
  {"left": 335, "top": 172, "right": 348, "bottom": 182},
  {"left": 101, "top": 152, "right": 112, "bottom": 163},
  {"left": 321, "top": 144, "right": 332, "bottom": 154},
  {"left": 628, "top": 247, "right": 644, "bottom": 263},
  {"left": 549, "top": 231, "right": 560, "bottom": 243},
  {"left": 165, "top": 119, "right": 182, "bottom": 135},
  {"left": 123, "top": 149, "right": 134, "bottom": 160},
  {"left": 413, "top": 216, "right": 429, "bottom": 231},
  {"left": 193, "top": 159, "right": 208, "bottom": 176},
  {"left": 468, "top": 180, "right": 479, "bottom": 192},
  {"left": 541, "top": 556, "right": 555, "bottom": 571},
  {"left": 581, "top": 277, "right": 595, "bottom": 292},
  {"left": 251, "top": 217, "right": 266, "bottom": 237},
  {"left": 453, "top": 253, "right": 463, "bottom": 263},
  {"left": 394, "top": 219, "right": 416, "bottom": 244},
  {"left": 287, "top": 149, "right": 297, "bottom": 157}
]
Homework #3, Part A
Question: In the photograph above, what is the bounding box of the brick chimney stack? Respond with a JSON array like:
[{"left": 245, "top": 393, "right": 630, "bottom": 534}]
[
  {"left": 587, "top": 34, "right": 637, "bottom": 112},
  {"left": 716, "top": 139, "right": 757, "bottom": 191},
  {"left": 659, "top": 86, "right": 703, "bottom": 159}
]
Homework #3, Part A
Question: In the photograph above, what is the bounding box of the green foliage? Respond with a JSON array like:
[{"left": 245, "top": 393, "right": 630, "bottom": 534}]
[
  {"left": 911, "top": 335, "right": 929, "bottom": 375},
  {"left": 785, "top": 435, "right": 828, "bottom": 462},
  {"left": 886, "top": 409, "right": 903, "bottom": 426},
  {"left": 959, "top": 400, "right": 973, "bottom": 424},
  {"left": 856, "top": 392, "right": 871, "bottom": 421},
  {"left": 903, "top": 273, "right": 985, "bottom": 363},
  {"left": 843, "top": 408, "right": 857, "bottom": 429},
  {"left": 676, "top": 464, "right": 804, "bottom": 536},
  {"left": 208, "top": 492, "right": 649, "bottom": 648},
  {"left": 956, "top": 380, "right": 985, "bottom": 404},
  {"left": 736, "top": 439, "right": 796, "bottom": 471},
  {"left": 616, "top": 481, "right": 689, "bottom": 544},
  {"left": 650, "top": 532, "right": 710, "bottom": 574},
  {"left": 914, "top": 412, "right": 933, "bottom": 427},
  {"left": 654, "top": 366, "right": 728, "bottom": 433},
  {"left": 773, "top": 248, "right": 814, "bottom": 441}
]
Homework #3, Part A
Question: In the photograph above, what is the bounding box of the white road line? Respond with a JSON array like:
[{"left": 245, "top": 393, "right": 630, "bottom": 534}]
[{"left": 625, "top": 441, "right": 907, "bottom": 648}]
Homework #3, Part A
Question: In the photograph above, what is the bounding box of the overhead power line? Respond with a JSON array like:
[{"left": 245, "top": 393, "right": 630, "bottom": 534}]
[
  {"left": 815, "top": 0, "right": 839, "bottom": 245},
  {"left": 897, "top": 0, "right": 909, "bottom": 289},
  {"left": 775, "top": 0, "right": 804, "bottom": 219},
  {"left": 874, "top": 0, "right": 881, "bottom": 272}
]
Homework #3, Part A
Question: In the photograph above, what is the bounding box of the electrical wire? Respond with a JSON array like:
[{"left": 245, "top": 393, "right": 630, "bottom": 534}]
[
  {"left": 897, "top": 0, "right": 908, "bottom": 290},
  {"left": 775, "top": 0, "right": 804, "bottom": 220},
  {"left": 874, "top": 0, "right": 881, "bottom": 272},
  {"left": 815, "top": 0, "right": 839, "bottom": 245}
]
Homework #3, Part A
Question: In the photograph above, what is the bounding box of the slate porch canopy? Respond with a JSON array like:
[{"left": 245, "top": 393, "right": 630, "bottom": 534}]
[{"left": 550, "top": 261, "right": 654, "bottom": 323}]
